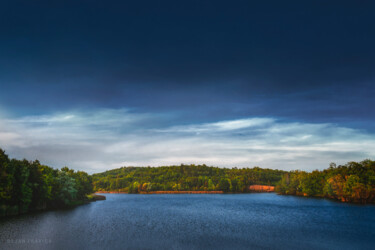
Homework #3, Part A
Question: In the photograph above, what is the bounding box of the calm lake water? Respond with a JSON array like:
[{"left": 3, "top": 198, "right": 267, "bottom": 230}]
[{"left": 0, "top": 193, "right": 374, "bottom": 250}]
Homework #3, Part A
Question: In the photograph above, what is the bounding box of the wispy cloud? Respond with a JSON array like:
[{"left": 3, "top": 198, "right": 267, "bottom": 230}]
[
  {"left": 0, "top": 108, "right": 374, "bottom": 173},
  {"left": 158, "top": 118, "right": 274, "bottom": 134}
]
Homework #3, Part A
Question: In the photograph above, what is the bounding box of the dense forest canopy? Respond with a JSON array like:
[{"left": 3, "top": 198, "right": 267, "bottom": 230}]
[
  {"left": 93, "top": 160, "right": 375, "bottom": 204},
  {"left": 276, "top": 160, "right": 375, "bottom": 204},
  {"left": 92, "top": 165, "right": 286, "bottom": 193},
  {"left": 0, "top": 149, "right": 93, "bottom": 217},
  {"left": 2, "top": 145, "right": 375, "bottom": 213}
]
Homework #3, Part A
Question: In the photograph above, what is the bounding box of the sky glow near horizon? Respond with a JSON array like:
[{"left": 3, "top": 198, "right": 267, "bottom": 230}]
[
  {"left": 0, "top": 108, "right": 374, "bottom": 173},
  {"left": 0, "top": 1, "right": 374, "bottom": 173}
]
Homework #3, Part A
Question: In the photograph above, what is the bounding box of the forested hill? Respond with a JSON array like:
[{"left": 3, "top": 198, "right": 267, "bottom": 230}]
[
  {"left": 92, "top": 165, "right": 286, "bottom": 193},
  {"left": 0, "top": 149, "right": 93, "bottom": 217},
  {"left": 3, "top": 143, "right": 374, "bottom": 208},
  {"left": 276, "top": 160, "right": 375, "bottom": 204},
  {"left": 92, "top": 161, "right": 375, "bottom": 204}
]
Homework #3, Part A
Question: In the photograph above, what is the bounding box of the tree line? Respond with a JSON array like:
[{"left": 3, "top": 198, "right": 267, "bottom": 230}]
[
  {"left": 2, "top": 145, "right": 374, "bottom": 211},
  {"left": 0, "top": 149, "right": 93, "bottom": 217},
  {"left": 93, "top": 160, "right": 375, "bottom": 204},
  {"left": 276, "top": 160, "right": 375, "bottom": 204},
  {"left": 92, "top": 164, "right": 285, "bottom": 193}
]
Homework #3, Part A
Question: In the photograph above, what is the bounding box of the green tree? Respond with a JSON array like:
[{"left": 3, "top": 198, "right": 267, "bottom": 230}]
[
  {"left": 218, "top": 178, "right": 231, "bottom": 192},
  {"left": 208, "top": 179, "right": 215, "bottom": 191},
  {"left": 56, "top": 171, "right": 77, "bottom": 205}
]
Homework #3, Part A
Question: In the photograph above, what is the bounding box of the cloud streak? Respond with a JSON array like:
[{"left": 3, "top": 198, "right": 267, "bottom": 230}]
[{"left": 0, "top": 108, "right": 374, "bottom": 173}]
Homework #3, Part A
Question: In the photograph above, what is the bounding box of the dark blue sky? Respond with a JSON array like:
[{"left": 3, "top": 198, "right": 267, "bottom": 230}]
[{"left": 0, "top": 1, "right": 374, "bottom": 172}]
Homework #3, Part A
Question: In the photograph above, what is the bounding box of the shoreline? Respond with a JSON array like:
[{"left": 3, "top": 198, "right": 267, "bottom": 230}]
[
  {"left": 96, "top": 191, "right": 224, "bottom": 194},
  {"left": 95, "top": 191, "right": 374, "bottom": 205},
  {"left": 95, "top": 185, "right": 275, "bottom": 194},
  {"left": 1, "top": 194, "right": 106, "bottom": 218}
]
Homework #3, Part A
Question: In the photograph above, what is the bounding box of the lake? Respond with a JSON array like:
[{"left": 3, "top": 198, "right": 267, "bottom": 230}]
[{"left": 1, "top": 193, "right": 374, "bottom": 250}]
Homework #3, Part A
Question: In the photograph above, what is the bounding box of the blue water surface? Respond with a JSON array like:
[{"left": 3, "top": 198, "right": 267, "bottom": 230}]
[{"left": 0, "top": 193, "right": 374, "bottom": 250}]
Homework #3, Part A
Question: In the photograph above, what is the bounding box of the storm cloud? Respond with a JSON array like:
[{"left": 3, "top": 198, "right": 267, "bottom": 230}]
[
  {"left": 0, "top": 1, "right": 374, "bottom": 171},
  {"left": 0, "top": 109, "right": 373, "bottom": 173}
]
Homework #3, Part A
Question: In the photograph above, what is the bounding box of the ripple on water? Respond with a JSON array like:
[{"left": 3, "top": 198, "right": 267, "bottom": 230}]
[{"left": 0, "top": 193, "right": 375, "bottom": 250}]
